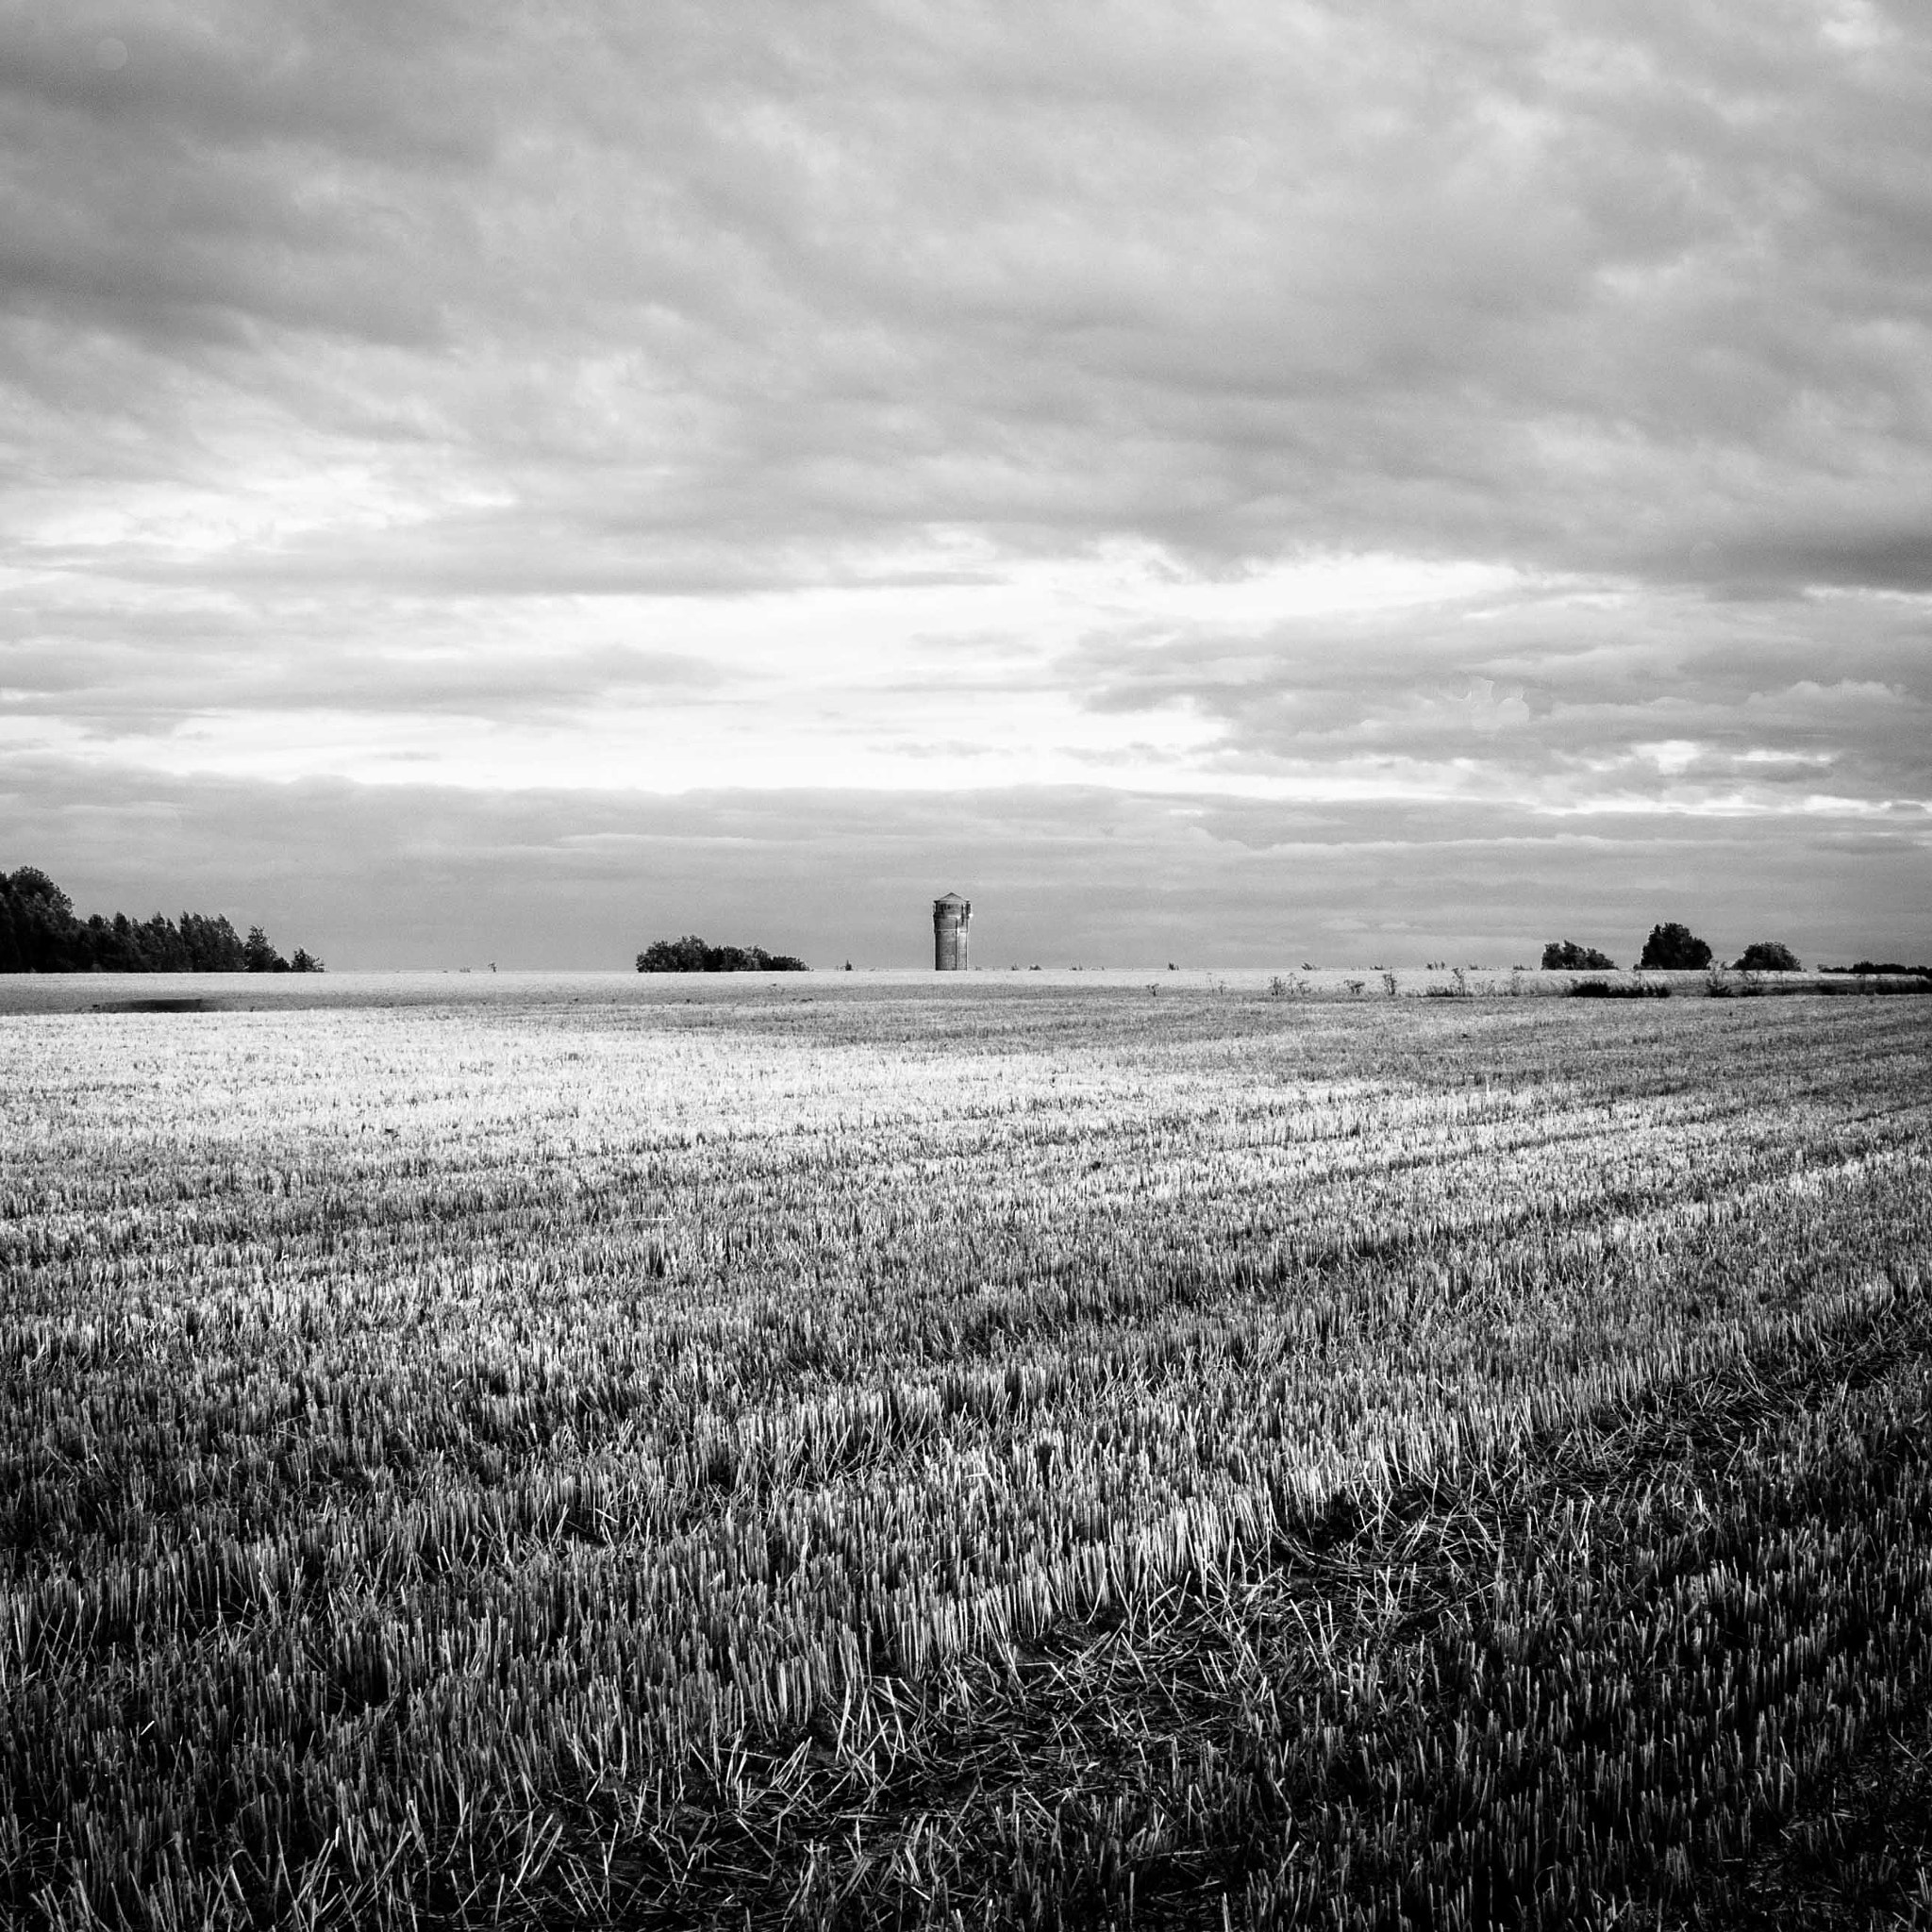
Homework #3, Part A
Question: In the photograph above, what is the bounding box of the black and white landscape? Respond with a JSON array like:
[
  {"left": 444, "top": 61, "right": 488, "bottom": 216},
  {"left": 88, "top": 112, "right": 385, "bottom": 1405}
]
[{"left": 3, "top": 3, "right": 1931, "bottom": 1926}]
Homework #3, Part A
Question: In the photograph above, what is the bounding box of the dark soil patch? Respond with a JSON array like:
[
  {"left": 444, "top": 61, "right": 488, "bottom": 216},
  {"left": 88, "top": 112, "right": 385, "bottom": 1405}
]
[{"left": 90, "top": 997, "right": 221, "bottom": 1013}]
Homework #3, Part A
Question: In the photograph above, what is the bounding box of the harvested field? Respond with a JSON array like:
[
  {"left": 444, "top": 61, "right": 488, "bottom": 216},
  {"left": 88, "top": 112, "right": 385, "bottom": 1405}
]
[{"left": 3, "top": 982, "right": 1929, "bottom": 1927}]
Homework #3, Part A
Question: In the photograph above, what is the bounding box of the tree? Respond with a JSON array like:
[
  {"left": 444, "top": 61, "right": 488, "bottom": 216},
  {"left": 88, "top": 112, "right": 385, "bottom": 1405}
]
[
  {"left": 83, "top": 912, "right": 137, "bottom": 971},
  {"left": 134, "top": 914, "right": 192, "bottom": 972},
  {"left": 1541, "top": 940, "right": 1615, "bottom": 971},
  {"left": 180, "top": 911, "right": 247, "bottom": 972},
  {"left": 2, "top": 866, "right": 81, "bottom": 971},
  {"left": 1639, "top": 922, "right": 1712, "bottom": 970},
  {"left": 289, "top": 948, "right": 325, "bottom": 973},
  {"left": 1733, "top": 941, "right": 1799, "bottom": 972},
  {"left": 243, "top": 925, "right": 290, "bottom": 973},
  {"left": 7, "top": 866, "right": 71, "bottom": 918}
]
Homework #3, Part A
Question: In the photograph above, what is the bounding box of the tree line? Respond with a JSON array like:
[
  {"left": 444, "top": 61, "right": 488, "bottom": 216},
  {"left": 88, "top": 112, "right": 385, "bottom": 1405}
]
[{"left": 0, "top": 866, "right": 322, "bottom": 974}]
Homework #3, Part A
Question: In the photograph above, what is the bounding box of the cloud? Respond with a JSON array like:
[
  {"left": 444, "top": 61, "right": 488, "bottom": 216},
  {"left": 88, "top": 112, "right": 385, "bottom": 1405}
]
[
  {"left": 3, "top": 0, "right": 1930, "bottom": 947},
  {"left": 8, "top": 0, "right": 1932, "bottom": 579},
  {"left": 1066, "top": 575, "right": 1932, "bottom": 809},
  {"left": 5, "top": 760, "right": 1924, "bottom": 972}
]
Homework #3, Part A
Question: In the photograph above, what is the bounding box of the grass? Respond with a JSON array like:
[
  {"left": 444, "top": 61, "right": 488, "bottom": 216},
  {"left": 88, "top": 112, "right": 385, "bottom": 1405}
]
[{"left": 2, "top": 981, "right": 1929, "bottom": 1927}]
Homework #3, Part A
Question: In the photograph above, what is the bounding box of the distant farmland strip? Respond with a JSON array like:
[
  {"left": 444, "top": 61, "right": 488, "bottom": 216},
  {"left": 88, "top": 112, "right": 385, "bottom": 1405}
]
[{"left": 2, "top": 990, "right": 1928, "bottom": 1927}]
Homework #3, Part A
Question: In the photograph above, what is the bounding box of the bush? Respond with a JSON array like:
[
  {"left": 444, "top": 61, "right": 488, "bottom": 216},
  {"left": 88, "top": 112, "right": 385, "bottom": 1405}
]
[
  {"left": 1638, "top": 923, "right": 1712, "bottom": 971},
  {"left": 1732, "top": 941, "right": 1799, "bottom": 972},
  {"left": 1541, "top": 941, "right": 1616, "bottom": 971},
  {"left": 637, "top": 935, "right": 808, "bottom": 973},
  {"left": 1569, "top": 979, "right": 1671, "bottom": 1000}
]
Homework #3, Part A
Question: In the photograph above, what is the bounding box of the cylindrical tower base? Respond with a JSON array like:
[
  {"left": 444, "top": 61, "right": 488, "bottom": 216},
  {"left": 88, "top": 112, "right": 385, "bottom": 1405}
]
[{"left": 933, "top": 894, "right": 972, "bottom": 971}]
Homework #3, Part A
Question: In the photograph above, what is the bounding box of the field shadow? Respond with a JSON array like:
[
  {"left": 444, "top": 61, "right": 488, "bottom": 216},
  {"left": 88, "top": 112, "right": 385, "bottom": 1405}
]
[{"left": 89, "top": 996, "right": 224, "bottom": 1013}]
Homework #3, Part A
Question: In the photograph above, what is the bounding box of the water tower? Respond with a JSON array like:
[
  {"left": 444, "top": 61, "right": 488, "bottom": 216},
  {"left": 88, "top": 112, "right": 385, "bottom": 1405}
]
[{"left": 932, "top": 892, "right": 971, "bottom": 971}]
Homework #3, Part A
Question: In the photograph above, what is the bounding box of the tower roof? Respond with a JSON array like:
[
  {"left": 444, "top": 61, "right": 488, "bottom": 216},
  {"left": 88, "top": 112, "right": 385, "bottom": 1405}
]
[{"left": 934, "top": 891, "right": 969, "bottom": 906}]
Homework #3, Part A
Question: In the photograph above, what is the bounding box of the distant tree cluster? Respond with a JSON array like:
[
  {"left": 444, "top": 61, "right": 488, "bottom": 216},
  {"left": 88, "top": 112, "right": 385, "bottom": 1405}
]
[
  {"left": 1541, "top": 940, "right": 1617, "bottom": 970},
  {"left": 636, "top": 935, "right": 808, "bottom": 973},
  {"left": 1823, "top": 959, "right": 1932, "bottom": 978},
  {"left": 0, "top": 866, "right": 322, "bottom": 974},
  {"left": 1539, "top": 925, "right": 1810, "bottom": 974},
  {"left": 1732, "top": 941, "right": 1800, "bottom": 972}
]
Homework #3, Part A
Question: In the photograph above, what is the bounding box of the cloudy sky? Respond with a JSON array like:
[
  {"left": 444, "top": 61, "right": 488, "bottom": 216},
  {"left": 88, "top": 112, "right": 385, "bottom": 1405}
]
[{"left": 4, "top": 0, "right": 1929, "bottom": 966}]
